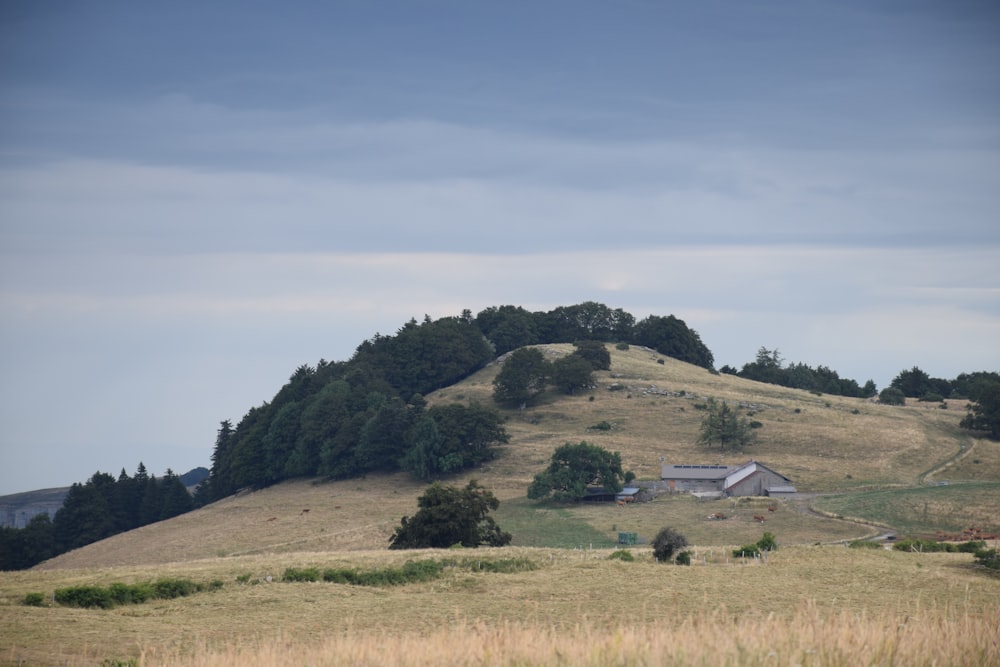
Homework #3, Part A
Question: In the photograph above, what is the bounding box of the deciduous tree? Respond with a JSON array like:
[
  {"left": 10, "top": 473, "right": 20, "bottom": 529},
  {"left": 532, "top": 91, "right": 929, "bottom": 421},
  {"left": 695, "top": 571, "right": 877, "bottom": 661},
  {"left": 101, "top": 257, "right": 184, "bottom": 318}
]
[
  {"left": 388, "top": 480, "right": 511, "bottom": 549},
  {"left": 527, "top": 441, "right": 625, "bottom": 502}
]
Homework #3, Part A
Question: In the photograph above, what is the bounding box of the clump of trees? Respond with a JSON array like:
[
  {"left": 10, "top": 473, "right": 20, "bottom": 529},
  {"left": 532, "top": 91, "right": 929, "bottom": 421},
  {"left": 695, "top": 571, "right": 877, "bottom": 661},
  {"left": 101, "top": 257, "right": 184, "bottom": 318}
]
[
  {"left": 721, "top": 348, "right": 875, "bottom": 398},
  {"left": 388, "top": 480, "right": 511, "bottom": 549},
  {"left": 492, "top": 341, "right": 612, "bottom": 406},
  {"left": 527, "top": 441, "right": 627, "bottom": 502},
  {"left": 0, "top": 464, "right": 193, "bottom": 571}
]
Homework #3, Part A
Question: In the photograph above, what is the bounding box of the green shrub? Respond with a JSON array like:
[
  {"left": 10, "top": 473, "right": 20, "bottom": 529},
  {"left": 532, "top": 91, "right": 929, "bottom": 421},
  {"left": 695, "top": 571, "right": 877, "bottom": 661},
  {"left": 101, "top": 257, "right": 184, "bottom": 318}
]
[
  {"left": 283, "top": 567, "right": 321, "bottom": 582},
  {"left": 974, "top": 548, "right": 1000, "bottom": 570},
  {"left": 152, "top": 578, "right": 201, "bottom": 599},
  {"left": 733, "top": 544, "right": 760, "bottom": 558},
  {"left": 652, "top": 527, "right": 688, "bottom": 563},
  {"left": 589, "top": 420, "right": 613, "bottom": 431},
  {"left": 615, "top": 342, "right": 629, "bottom": 351},
  {"left": 55, "top": 586, "right": 115, "bottom": 609},
  {"left": 757, "top": 532, "right": 778, "bottom": 552},
  {"left": 848, "top": 539, "right": 884, "bottom": 549},
  {"left": 22, "top": 592, "right": 46, "bottom": 607},
  {"left": 675, "top": 551, "right": 692, "bottom": 565},
  {"left": 919, "top": 392, "right": 944, "bottom": 403},
  {"left": 608, "top": 549, "right": 634, "bottom": 562}
]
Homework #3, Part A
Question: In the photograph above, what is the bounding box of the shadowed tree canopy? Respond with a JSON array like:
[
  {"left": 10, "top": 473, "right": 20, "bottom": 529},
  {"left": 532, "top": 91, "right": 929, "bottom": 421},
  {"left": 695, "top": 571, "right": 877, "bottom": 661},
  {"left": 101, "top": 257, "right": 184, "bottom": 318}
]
[
  {"left": 388, "top": 480, "right": 511, "bottom": 549},
  {"left": 528, "top": 441, "right": 625, "bottom": 502}
]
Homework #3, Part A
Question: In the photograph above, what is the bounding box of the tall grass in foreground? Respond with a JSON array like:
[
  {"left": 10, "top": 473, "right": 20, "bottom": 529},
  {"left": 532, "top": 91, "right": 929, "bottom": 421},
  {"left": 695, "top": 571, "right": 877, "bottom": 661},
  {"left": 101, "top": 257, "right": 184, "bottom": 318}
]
[{"left": 137, "top": 604, "right": 998, "bottom": 667}]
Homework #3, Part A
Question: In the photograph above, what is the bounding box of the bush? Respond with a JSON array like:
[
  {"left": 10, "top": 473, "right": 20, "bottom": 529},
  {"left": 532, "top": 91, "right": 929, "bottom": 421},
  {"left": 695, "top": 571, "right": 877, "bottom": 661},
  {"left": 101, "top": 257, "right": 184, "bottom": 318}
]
[
  {"left": 734, "top": 533, "right": 778, "bottom": 558},
  {"left": 152, "top": 578, "right": 201, "bottom": 599},
  {"left": 652, "top": 527, "right": 688, "bottom": 562},
  {"left": 22, "top": 592, "right": 46, "bottom": 607},
  {"left": 879, "top": 387, "right": 906, "bottom": 406},
  {"left": 283, "top": 567, "right": 321, "bottom": 582},
  {"left": 757, "top": 532, "right": 778, "bottom": 552},
  {"left": 919, "top": 392, "right": 944, "bottom": 403},
  {"left": 608, "top": 549, "right": 634, "bottom": 562},
  {"left": 848, "top": 539, "right": 884, "bottom": 550},
  {"left": 974, "top": 548, "right": 1000, "bottom": 570},
  {"left": 675, "top": 550, "right": 691, "bottom": 565},
  {"left": 55, "top": 586, "right": 115, "bottom": 609},
  {"left": 589, "top": 421, "right": 613, "bottom": 431}
]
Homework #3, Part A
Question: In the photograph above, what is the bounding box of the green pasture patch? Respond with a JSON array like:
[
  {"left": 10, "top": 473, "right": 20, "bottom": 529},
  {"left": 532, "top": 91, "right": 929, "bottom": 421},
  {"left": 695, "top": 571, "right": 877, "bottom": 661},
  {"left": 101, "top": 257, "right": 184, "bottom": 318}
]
[
  {"left": 812, "top": 482, "right": 1000, "bottom": 536},
  {"left": 494, "top": 497, "right": 617, "bottom": 548}
]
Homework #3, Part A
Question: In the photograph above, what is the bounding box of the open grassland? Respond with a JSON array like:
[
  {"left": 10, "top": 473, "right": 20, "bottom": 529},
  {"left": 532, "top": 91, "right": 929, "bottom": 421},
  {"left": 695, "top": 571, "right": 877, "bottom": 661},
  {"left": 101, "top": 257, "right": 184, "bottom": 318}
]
[
  {"left": 432, "top": 345, "right": 978, "bottom": 492},
  {"left": 36, "top": 346, "right": 996, "bottom": 571},
  {"left": 813, "top": 482, "right": 1000, "bottom": 536},
  {"left": 3, "top": 546, "right": 999, "bottom": 665}
]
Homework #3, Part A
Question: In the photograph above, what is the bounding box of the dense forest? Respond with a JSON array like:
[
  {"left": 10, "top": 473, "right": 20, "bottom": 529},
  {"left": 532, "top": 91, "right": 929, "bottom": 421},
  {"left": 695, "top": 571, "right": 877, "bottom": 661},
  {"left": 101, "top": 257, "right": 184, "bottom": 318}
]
[
  {"left": 0, "top": 464, "right": 193, "bottom": 570},
  {"left": 199, "top": 302, "right": 714, "bottom": 503}
]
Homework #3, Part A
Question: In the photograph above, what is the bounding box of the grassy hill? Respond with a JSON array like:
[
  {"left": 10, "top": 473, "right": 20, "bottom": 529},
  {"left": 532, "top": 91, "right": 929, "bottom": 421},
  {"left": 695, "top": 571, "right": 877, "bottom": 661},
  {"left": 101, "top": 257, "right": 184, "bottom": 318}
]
[
  {"left": 35, "top": 344, "right": 999, "bottom": 570},
  {"left": 5, "top": 345, "right": 999, "bottom": 665}
]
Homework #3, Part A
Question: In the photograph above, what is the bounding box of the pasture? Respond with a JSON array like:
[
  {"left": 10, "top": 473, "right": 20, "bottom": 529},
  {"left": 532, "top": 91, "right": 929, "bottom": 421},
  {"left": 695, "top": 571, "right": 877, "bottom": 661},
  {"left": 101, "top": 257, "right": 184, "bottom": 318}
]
[{"left": 3, "top": 545, "right": 999, "bottom": 665}]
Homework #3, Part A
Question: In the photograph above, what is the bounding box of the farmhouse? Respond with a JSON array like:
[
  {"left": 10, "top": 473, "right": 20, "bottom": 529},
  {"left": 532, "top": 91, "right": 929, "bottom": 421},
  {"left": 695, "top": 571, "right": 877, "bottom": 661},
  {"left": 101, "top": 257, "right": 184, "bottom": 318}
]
[{"left": 660, "top": 460, "right": 795, "bottom": 498}]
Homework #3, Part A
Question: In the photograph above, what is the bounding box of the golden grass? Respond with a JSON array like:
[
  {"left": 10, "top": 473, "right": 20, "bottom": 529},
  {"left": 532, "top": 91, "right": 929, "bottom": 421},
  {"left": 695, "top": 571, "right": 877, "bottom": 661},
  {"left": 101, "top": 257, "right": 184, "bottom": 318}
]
[
  {"left": 3, "top": 546, "right": 999, "bottom": 666},
  {"left": 137, "top": 608, "right": 1000, "bottom": 667}
]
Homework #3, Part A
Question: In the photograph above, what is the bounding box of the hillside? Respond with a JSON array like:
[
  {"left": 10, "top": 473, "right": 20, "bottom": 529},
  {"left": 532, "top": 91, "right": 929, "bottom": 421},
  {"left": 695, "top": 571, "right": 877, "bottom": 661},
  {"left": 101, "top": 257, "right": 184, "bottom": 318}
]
[{"left": 37, "top": 345, "right": 998, "bottom": 570}]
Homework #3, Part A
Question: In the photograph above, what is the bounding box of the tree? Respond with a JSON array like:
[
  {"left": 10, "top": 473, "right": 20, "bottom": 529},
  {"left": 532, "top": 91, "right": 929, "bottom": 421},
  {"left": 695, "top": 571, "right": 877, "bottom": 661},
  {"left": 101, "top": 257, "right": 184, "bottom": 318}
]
[
  {"left": 527, "top": 441, "right": 625, "bottom": 502},
  {"left": 550, "top": 354, "right": 595, "bottom": 394},
  {"left": 891, "top": 366, "right": 933, "bottom": 398},
  {"left": 388, "top": 480, "right": 511, "bottom": 549},
  {"left": 572, "top": 340, "right": 611, "bottom": 371},
  {"left": 652, "top": 527, "right": 688, "bottom": 563},
  {"left": 492, "top": 347, "right": 550, "bottom": 407},
  {"left": 960, "top": 378, "right": 1000, "bottom": 439},
  {"left": 697, "top": 398, "right": 755, "bottom": 450},
  {"left": 632, "top": 314, "right": 714, "bottom": 369},
  {"left": 879, "top": 387, "right": 906, "bottom": 406}
]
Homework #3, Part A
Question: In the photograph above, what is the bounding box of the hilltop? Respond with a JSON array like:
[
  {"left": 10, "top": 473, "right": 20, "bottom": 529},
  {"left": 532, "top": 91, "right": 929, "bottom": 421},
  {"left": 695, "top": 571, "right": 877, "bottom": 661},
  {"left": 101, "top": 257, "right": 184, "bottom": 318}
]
[{"left": 37, "top": 344, "right": 999, "bottom": 570}]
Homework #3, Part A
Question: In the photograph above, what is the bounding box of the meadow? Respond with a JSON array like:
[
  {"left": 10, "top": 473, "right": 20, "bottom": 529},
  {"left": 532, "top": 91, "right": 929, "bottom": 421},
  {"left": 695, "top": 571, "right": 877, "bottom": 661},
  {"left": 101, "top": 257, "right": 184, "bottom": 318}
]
[
  {"left": 3, "top": 545, "right": 999, "bottom": 665},
  {"left": 4, "top": 346, "right": 999, "bottom": 665}
]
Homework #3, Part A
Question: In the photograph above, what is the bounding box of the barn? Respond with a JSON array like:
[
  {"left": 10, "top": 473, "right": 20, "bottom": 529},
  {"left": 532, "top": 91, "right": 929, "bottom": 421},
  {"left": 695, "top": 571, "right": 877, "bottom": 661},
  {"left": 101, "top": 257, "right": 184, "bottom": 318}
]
[{"left": 660, "top": 460, "right": 795, "bottom": 498}]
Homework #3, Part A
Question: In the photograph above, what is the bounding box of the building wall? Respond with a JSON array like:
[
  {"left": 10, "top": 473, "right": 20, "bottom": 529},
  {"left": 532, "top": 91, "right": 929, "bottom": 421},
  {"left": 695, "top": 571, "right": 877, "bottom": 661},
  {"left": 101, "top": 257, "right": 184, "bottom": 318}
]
[{"left": 726, "top": 469, "right": 789, "bottom": 496}]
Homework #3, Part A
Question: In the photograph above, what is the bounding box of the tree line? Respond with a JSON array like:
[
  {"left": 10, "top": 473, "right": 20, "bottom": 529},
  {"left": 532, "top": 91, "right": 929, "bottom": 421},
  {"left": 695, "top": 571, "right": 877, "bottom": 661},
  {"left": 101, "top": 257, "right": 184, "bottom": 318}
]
[
  {"left": 198, "top": 303, "right": 714, "bottom": 503},
  {"left": 0, "top": 464, "right": 193, "bottom": 570},
  {"left": 720, "top": 347, "right": 877, "bottom": 398}
]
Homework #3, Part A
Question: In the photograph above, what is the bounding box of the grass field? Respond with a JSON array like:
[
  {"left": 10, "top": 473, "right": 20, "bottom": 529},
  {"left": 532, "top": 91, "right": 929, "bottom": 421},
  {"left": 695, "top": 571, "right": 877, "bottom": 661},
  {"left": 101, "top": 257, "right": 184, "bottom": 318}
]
[
  {"left": 6, "top": 346, "right": 1000, "bottom": 665},
  {"left": 4, "top": 546, "right": 999, "bottom": 665},
  {"left": 813, "top": 482, "right": 1000, "bottom": 536}
]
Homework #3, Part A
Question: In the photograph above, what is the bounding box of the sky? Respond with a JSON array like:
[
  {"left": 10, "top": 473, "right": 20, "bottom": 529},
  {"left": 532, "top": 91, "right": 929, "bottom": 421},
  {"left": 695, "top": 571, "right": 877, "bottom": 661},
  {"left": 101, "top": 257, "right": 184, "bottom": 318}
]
[{"left": 1, "top": 1, "right": 998, "bottom": 495}]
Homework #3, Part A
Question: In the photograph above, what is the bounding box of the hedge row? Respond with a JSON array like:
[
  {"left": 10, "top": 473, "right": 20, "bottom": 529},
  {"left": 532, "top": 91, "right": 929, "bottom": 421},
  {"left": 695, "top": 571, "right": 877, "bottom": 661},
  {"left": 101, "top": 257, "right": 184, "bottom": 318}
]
[
  {"left": 50, "top": 578, "right": 221, "bottom": 609},
  {"left": 282, "top": 557, "right": 536, "bottom": 586}
]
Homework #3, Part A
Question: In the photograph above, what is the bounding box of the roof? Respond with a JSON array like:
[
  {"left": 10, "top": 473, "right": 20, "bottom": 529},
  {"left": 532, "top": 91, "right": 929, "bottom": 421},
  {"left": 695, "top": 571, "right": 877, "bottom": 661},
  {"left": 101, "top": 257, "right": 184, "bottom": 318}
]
[{"left": 661, "top": 464, "right": 738, "bottom": 481}]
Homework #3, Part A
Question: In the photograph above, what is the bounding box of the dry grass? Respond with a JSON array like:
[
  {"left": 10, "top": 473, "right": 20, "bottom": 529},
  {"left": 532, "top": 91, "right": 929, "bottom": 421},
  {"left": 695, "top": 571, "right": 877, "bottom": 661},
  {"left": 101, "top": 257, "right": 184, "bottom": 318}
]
[
  {"left": 138, "top": 608, "right": 1000, "bottom": 667},
  {"left": 9, "top": 346, "right": 999, "bottom": 665},
  {"left": 3, "top": 546, "right": 999, "bottom": 665}
]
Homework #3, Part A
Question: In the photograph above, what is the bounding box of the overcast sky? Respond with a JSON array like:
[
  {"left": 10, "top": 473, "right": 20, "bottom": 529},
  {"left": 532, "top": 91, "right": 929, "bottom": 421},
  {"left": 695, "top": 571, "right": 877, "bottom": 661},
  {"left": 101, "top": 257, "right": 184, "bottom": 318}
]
[{"left": 1, "top": 1, "right": 998, "bottom": 495}]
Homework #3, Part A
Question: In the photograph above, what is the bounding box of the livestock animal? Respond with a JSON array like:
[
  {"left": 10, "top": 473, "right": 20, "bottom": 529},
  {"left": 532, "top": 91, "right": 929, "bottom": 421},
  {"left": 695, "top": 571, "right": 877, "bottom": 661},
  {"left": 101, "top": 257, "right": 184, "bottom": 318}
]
[{"left": 753, "top": 515, "right": 767, "bottom": 523}]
